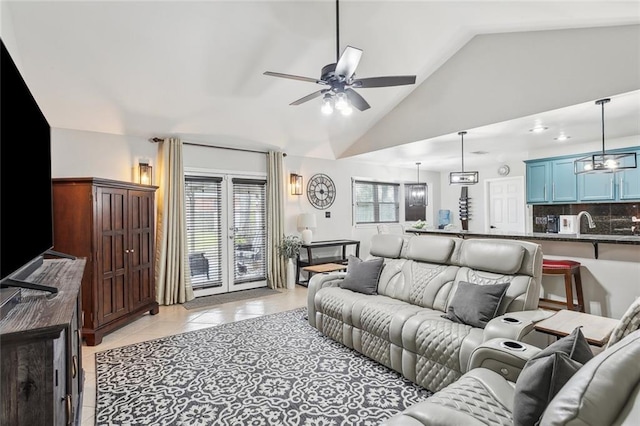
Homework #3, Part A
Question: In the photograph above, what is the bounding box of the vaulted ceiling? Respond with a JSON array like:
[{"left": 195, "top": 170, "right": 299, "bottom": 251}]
[{"left": 2, "top": 1, "right": 639, "bottom": 170}]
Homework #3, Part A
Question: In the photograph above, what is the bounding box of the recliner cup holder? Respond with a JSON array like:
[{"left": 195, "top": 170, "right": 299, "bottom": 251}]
[
  {"left": 500, "top": 340, "right": 526, "bottom": 351},
  {"left": 501, "top": 317, "right": 522, "bottom": 324}
]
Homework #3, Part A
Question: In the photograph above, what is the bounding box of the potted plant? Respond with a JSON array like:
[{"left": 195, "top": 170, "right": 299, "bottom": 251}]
[{"left": 276, "top": 235, "right": 302, "bottom": 289}]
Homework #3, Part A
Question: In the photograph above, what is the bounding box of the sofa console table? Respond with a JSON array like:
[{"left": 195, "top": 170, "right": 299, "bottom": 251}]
[{"left": 296, "top": 239, "right": 360, "bottom": 285}]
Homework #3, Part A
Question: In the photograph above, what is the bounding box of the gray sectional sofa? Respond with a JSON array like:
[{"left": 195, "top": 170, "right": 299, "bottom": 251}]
[
  {"left": 382, "top": 311, "right": 640, "bottom": 425},
  {"left": 307, "top": 233, "right": 552, "bottom": 393}
]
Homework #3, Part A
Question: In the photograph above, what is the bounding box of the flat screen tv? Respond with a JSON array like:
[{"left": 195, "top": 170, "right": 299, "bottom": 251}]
[{"left": 0, "top": 39, "right": 56, "bottom": 292}]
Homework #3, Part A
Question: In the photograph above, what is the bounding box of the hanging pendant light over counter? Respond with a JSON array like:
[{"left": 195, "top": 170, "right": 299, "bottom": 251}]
[
  {"left": 449, "top": 131, "right": 479, "bottom": 185},
  {"left": 574, "top": 98, "right": 637, "bottom": 174},
  {"left": 408, "top": 162, "right": 426, "bottom": 206}
]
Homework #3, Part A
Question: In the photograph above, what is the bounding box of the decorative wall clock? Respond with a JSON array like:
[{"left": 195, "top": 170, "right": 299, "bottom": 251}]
[
  {"left": 307, "top": 173, "right": 336, "bottom": 209},
  {"left": 498, "top": 164, "right": 511, "bottom": 176}
]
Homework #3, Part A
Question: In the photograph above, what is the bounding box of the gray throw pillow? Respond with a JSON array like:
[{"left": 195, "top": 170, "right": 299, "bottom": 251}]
[
  {"left": 513, "top": 327, "right": 594, "bottom": 426},
  {"left": 339, "top": 256, "right": 384, "bottom": 295},
  {"left": 442, "top": 281, "right": 510, "bottom": 329}
]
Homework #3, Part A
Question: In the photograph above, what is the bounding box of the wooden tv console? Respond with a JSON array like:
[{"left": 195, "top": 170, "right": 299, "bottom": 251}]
[{"left": 0, "top": 258, "right": 86, "bottom": 425}]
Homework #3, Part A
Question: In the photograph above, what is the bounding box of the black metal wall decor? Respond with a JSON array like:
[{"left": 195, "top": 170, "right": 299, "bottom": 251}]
[{"left": 459, "top": 186, "right": 470, "bottom": 230}]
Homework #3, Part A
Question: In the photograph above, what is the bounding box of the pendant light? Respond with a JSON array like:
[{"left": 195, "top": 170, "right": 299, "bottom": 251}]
[
  {"left": 574, "top": 98, "right": 637, "bottom": 174},
  {"left": 449, "top": 131, "right": 479, "bottom": 184},
  {"left": 408, "top": 162, "right": 426, "bottom": 206}
]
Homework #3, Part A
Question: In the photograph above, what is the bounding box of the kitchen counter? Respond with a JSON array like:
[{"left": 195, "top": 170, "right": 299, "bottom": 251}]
[{"left": 406, "top": 228, "right": 640, "bottom": 258}]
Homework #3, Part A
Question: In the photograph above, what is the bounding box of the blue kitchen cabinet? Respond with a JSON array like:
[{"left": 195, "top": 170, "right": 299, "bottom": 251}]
[
  {"left": 526, "top": 158, "right": 577, "bottom": 204},
  {"left": 618, "top": 149, "right": 640, "bottom": 200},
  {"left": 578, "top": 171, "right": 615, "bottom": 201},
  {"left": 550, "top": 158, "right": 578, "bottom": 202},
  {"left": 526, "top": 161, "right": 550, "bottom": 203}
]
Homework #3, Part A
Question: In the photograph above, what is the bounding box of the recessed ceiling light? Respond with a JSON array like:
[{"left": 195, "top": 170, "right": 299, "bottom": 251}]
[
  {"left": 529, "top": 126, "right": 548, "bottom": 133},
  {"left": 554, "top": 134, "right": 571, "bottom": 141}
]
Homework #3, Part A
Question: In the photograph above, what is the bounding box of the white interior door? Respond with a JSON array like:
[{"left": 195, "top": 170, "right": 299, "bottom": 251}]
[
  {"left": 185, "top": 172, "right": 267, "bottom": 297},
  {"left": 485, "top": 176, "right": 526, "bottom": 233}
]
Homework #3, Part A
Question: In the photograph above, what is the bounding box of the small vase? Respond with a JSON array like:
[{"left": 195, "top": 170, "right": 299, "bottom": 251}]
[{"left": 286, "top": 258, "right": 295, "bottom": 290}]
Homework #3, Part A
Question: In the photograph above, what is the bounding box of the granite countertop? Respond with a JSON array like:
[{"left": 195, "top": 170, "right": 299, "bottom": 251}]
[{"left": 407, "top": 228, "right": 640, "bottom": 245}]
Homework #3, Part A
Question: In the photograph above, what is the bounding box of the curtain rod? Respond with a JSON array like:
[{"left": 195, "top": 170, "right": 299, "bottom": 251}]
[{"left": 149, "top": 137, "right": 286, "bottom": 156}]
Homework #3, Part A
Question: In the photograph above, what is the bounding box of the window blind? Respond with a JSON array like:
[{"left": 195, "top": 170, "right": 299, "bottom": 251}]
[
  {"left": 354, "top": 180, "right": 400, "bottom": 224},
  {"left": 185, "top": 176, "right": 223, "bottom": 289},
  {"left": 232, "top": 178, "right": 267, "bottom": 283}
]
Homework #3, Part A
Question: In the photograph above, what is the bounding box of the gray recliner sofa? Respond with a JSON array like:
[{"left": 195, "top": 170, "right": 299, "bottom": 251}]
[
  {"left": 382, "top": 324, "right": 640, "bottom": 425},
  {"left": 307, "top": 234, "right": 551, "bottom": 392}
]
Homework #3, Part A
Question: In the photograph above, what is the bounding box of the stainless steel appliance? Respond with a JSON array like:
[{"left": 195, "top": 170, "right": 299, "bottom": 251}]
[{"left": 546, "top": 215, "right": 560, "bottom": 233}]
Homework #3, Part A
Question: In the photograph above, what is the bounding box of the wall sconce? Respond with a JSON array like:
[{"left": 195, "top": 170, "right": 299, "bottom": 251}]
[
  {"left": 139, "top": 162, "right": 153, "bottom": 185},
  {"left": 290, "top": 173, "right": 303, "bottom": 195}
]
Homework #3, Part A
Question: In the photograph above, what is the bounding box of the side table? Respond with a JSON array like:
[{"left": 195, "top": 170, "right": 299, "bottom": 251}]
[
  {"left": 534, "top": 309, "right": 620, "bottom": 347},
  {"left": 302, "top": 263, "right": 347, "bottom": 283}
]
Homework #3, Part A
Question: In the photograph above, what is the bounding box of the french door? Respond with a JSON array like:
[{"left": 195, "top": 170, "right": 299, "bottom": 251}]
[{"left": 185, "top": 172, "right": 267, "bottom": 296}]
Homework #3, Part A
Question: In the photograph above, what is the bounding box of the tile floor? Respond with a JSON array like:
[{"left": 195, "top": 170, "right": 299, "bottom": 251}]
[{"left": 80, "top": 285, "right": 308, "bottom": 426}]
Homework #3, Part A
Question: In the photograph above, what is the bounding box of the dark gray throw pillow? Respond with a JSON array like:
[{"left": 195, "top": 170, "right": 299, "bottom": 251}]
[
  {"left": 513, "top": 327, "right": 594, "bottom": 426},
  {"left": 339, "top": 255, "right": 384, "bottom": 295},
  {"left": 442, "top": 281, "right": 510, "bottom": 329}
]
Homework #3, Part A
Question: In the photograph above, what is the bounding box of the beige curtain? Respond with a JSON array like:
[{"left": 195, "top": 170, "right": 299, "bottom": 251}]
[
  {"left": 267, "top": 151, "right": 287, "bottom": 289},
  {"left": 155, "top": 138, "right": 194, "bottom": 305}
]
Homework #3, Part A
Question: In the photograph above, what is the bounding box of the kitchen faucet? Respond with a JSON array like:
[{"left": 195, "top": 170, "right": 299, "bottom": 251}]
[{"left": 576, "top": 211, "right": 596, "bottom": 237}]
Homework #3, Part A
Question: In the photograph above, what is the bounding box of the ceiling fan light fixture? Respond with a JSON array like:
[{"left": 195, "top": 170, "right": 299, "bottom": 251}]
[
  {"left": 340, "top": 105, "right": 353, "bottom": 116},
  {"left": 321, "top": 94, "right": 334, "bottom": 115},
  {"left": 262, "top": 0, "right": 416, "bottom": 114},
  {"left": 574, "top": 98, "right": 637, "bottom": 174},
  {"left": 335, "top": 92, "right": 349, "bottom": 110}
]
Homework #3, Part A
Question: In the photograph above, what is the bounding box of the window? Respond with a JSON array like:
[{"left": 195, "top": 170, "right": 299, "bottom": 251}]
[
  {"left": 353, "top": 180, "right": 399, "bottom": 224},
  {"left": 185, "top": 176, "right": 223, "bottom": 289},
  {"left": 232, "top": 178, "right": 267, "bottom": 283}
]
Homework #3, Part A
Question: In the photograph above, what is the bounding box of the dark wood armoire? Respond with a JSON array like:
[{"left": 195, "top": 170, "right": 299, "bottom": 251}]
[{"left": 52, "top": 178, "right": 159, "bottom": 346}]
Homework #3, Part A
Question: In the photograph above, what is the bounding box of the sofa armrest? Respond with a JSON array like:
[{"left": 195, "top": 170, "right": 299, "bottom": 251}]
[
  {"left": 307, "top": 272, "right": 347, "bottom": 328},
  {"left": 468, "top": 338, "right": 541, "bottom": 383},
  {"left": 483, "top": 309, "right": 555, "bottom": 342}
]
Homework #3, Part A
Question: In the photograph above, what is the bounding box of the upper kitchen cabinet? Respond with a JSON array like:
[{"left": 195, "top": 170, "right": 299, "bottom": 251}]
[
  {"left": 577, "top": 171, "right": 615, "bottom": 201},
  {"left": 577, "top": 147, "right": 640, "bottom": 201},
  {"left": 526, "top": 146, "right": 640, "bottom": 204},
  {"left": 525, "top": 157, "right": 577, "bottom": 204},
  {"left": 618, "top": 149, "right": 640, "bottom": 200},
  {"left": 526, "top": 161, "right": 550, "bottom": 203},
  {"left": 551, "top": 158, "right": 578, "bottom": 202}
]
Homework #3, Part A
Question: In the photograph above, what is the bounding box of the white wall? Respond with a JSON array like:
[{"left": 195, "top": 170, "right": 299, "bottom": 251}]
[
  {"left": 284, "top": 155, "right": 441, "bottom": 258},
  {"left": 50, "top": 129, "right": 439, "bottom": 258},
  {"left": 536, "top": 242, "right": 640, "bottom": 320},
  {"left": 51, "top": 128, "right": 157, "bottom": 182},
  {"left": 346, "top": 24, "right": 640, "bottom": 157},
  {"left": 50, "top": 129, "right": 637, "bottom": 319}
]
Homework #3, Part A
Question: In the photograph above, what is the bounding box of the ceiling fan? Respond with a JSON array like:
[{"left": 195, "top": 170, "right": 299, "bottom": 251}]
[{"left": 263, "top": 0, "right": 416, "bottom": 115}]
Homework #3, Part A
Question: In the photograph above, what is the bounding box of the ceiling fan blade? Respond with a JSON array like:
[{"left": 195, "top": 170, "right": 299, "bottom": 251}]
[
  {"left": 345, "top": 88, "right": 370, "bottom": 111},
  {"left": 352, "top": 75, "right": 417, "bottom": 88},
  {"left": 264, "top": 71, "right": 325, "bottom": 85},
  {"left": 290, "top": 89, "right": 327, "bottom": 106},
  {"left": 335, "top": 46, "right": 363, "bottom": 80}
]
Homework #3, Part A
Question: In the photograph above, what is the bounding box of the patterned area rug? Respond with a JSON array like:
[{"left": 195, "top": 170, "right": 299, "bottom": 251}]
[{"left": 95, "top": 308, "right": 432, "bottom": 425}]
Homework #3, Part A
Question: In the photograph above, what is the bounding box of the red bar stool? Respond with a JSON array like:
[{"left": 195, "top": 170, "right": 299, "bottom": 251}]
[{"left": 539, "top": 259, "right": 585, "bottom": 312}]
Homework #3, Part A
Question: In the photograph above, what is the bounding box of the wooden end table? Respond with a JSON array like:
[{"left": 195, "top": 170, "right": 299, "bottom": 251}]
[
  {"left": 302, "top": 263, "right": 347, "bottom": 284},
  {"left": 534, "top": 309, "right": 620, "bottom": 347}
]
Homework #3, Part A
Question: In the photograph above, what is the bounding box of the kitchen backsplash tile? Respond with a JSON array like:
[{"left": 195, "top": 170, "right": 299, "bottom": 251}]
[{"left": 532, "top": 203, "right": 640, "bottom": 235}]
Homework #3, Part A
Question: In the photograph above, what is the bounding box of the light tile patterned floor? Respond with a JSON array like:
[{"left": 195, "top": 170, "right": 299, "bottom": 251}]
[{"left": 80, "top": 285, "right": 307, "bottom": 426}]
